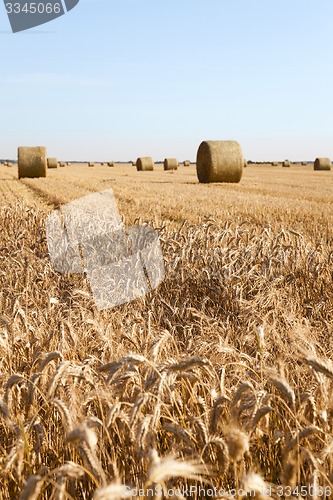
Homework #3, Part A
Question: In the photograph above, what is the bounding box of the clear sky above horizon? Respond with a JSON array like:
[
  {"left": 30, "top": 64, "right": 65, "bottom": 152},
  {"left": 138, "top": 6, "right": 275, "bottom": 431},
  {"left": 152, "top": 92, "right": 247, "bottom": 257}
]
[{"left": 1, "top": 0, "right": 332, "bottom": 162}]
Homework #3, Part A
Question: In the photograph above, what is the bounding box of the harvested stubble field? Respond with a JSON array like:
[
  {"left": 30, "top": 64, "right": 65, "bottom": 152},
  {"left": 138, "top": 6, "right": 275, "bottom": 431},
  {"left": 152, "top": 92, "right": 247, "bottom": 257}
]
[{"left": 0, "top": 162, "right": 333, "bottom": 499}]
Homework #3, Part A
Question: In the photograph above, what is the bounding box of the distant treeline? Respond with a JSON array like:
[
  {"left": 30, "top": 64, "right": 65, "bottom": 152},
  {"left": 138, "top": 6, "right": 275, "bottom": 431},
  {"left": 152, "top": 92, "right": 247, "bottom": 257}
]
[{"left": 247, "top": 161, "right": 312, "bottom": 164}]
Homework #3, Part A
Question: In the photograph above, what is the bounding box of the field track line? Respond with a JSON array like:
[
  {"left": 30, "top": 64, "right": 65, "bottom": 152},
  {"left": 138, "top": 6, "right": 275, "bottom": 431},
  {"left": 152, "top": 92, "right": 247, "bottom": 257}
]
[
  {"left": 0, "top": 168, "right": 49, "bottom": 207},
  {"left": 19, "top": 177, "right": 97, "bottom": 208},
  {"left": 0, "top": 170, "right": 53, "bottom": 209}
]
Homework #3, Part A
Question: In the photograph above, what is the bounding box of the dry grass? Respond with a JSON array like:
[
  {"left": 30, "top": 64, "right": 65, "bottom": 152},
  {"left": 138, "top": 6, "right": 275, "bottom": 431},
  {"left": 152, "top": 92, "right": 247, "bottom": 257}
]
[{"left": 0, "top": 163, "right": 332, "bottom": 497}]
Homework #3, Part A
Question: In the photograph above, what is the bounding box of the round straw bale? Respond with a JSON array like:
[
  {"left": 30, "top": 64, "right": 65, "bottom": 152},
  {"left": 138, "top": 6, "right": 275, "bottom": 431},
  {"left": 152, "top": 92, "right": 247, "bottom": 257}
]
[
  {"left": 243, "top": 159, "right": 247, "bottom": 168},
  {"left": 282, "top": 160, "right": 290, "bottom": 167},
  {"left": 136, "top": 157, "right": 154, "bottom": 171},
  {"left": 301, "top": 161, "right": 307, "bottom": 165},
  {"left": 131, "top": 161, "right": 136, "bottom": 166},
  {"left": 164, "top": 158, "right": 178, "bottom": 171},
  {"left": 196, "top": 140, "right": 243, "bottom": 183},
  {"left": 184, "top": 160, "right": 190, "bottom": 166},
  {"left": 67, "top": 162, "right": 71, "bottom": 165},
  {"left": 314, "top": 157, "right": 331, "bottom": 171},
  {"left": 272, "top": 162, "right": 278, "bottom": 166},
  {"left": 100, "top": 162, "right": 104, "bottom": 165},
  {"left": 7, "top": 162, "right": 13, "bottom": 167},
  {"left": 108, "top": 162, "right": 114, "bottom": 167},
  {"left": 18, "top": 146, "right": 47, "bottom": 179},
  {"left": 47, "top": 158, "right": 57, "bottom": 169},
  {"left": 88, "top": 162, "right": 95, "bottom": 167},
  {"left": 59, "top": 162, "right": 66, "bottom": 167}
]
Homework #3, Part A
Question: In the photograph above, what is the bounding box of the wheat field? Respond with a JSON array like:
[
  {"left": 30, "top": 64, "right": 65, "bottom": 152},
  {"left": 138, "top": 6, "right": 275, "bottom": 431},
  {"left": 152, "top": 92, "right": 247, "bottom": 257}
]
[{"left": 0, "top": 162, "right": 333, "bottom": 499}]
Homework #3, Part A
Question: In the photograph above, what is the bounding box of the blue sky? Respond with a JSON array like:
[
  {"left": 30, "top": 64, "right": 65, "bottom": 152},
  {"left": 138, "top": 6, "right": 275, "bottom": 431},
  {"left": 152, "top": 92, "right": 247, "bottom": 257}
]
[{"left": 1, "top": 0, "right": 332, "bottom": 161}]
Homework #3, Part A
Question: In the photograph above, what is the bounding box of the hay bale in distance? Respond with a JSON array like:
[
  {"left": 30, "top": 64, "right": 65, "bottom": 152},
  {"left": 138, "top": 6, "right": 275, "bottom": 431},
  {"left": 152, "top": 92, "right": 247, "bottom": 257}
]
[
  {"left": 164, "top": 158, "right": 178, "bottom": 171},
  {"left": 282, "top": 160, "right": 290, "bottom": 167},
  {"left": 184, "top": 160, "right": 190, "bottom": 166},
  {"left": 59, "top": 162, "right": 66, "bottom": 167},
  {"left": 47, "top": 158, "right": 57, "bottom": 169},
  {"left": 88, "top": 162, "right": 95, "bottom": 167},
  {"left": 131, "top": 161, "right": 136, "bottom": 166},
  {"left": 67, "top": 162, "right": 71, "bottom": 166},
  {"left": 136, "top": 157, "right": 154, "bottom": 171},
  {"left": 196, "top": 140, "right": 243, "bottom": 183},
  {"left": 108, "top": 162, "right": 114, "bottom": 167},
  {"left": 243, "top": 159, "right": 247, "bottom": 168},
  {"left": 301, "top": 161, "right": 307, "bottom": 165},
  {"left": 272, "top": 161, "right": 278, "bottom": 166},
  {"left": 314, "top": 157, "right": 331, "bottom": 171},
  {"left": 18, "top": 146, "right": 47, "bottom": 179},
  {"left": 7, "top": 162, "right": 13, "bottom": 167}
]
